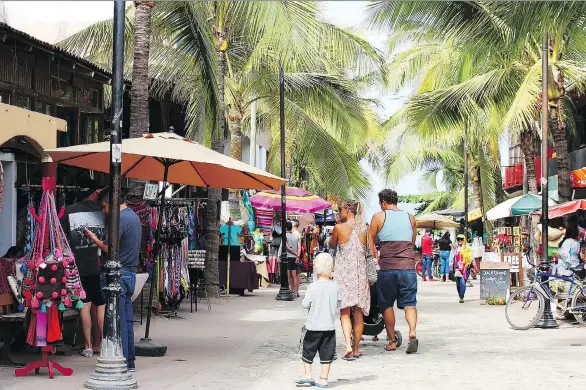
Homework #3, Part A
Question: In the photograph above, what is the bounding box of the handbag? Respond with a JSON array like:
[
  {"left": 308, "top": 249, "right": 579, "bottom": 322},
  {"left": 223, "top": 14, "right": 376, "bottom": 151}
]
[{"left": 365, "top": 233, "right": 377, "bottom": 284}]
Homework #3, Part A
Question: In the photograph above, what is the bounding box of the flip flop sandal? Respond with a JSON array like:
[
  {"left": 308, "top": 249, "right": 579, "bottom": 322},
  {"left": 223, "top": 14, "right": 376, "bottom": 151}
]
[
  {"left": 313, "top": 378, "right": 330, "bottom": 388},
  {"left": 384, "top": 340, "right": 397, "bottom": 351},
  {"left": 341, "top": 351, "right": 356, "bottom": 361},
  {"left": 353, "top": 352, "right": 363, "bottom": 358},
  {"left": 406, "top": 338, "right": 419, "bottom": 354},
  {"left": 295, "top": 378, "right": 315, "bottom": 385}
]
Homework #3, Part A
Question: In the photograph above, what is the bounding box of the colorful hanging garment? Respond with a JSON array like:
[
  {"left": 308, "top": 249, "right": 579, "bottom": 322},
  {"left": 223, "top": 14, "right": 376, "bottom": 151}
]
[{"left": 21, "top": 178, "right": 85, "bottom": 346}]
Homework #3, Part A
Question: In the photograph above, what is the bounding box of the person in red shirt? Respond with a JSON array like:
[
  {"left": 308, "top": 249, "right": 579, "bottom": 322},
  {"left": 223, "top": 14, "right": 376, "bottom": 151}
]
[{"left": 420, "top": 229, "right": 434, "bottom": 281}]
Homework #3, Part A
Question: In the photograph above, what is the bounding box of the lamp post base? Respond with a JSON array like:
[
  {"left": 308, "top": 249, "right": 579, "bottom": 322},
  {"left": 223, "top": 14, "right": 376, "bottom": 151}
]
[
  {"left": 535, "top": 299, "right": 559, "bottom": 329},
  {"left": 275, "top": 287, "right": 295, "bottom": 301},
  {"left": 84, "top": 356, "right": 138, "bottom": 389},
  {"left": 135, "top": 338, "right": 168, "bottom": 357}
]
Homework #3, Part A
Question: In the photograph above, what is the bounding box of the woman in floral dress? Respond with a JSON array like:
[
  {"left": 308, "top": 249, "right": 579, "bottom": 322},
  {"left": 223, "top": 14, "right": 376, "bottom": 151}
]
[{"left": 329, "top": 200, "right": 369, "bottom": 360}]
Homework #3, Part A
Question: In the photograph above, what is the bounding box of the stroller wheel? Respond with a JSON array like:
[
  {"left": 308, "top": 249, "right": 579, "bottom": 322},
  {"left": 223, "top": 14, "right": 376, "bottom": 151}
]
[{"left": 395, "top": 331, "right": 402, "bottom": 348}]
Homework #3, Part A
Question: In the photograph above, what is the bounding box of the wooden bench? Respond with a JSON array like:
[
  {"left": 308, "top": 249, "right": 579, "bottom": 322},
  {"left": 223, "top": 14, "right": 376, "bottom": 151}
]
[{"left": 0, "top": 312, "right": 25, "bottom": 367}]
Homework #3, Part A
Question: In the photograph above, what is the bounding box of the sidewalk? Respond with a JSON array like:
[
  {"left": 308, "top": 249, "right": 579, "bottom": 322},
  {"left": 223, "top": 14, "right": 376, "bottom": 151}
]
[{"left": 1, "top": 280, "right": 586, "bottom": 389}]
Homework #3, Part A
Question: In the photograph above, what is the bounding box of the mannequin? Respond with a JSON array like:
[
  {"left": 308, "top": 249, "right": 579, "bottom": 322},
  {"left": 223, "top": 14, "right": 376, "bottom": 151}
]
[{"left": 219, "top": 218, "right": 243, "bottom": 262}]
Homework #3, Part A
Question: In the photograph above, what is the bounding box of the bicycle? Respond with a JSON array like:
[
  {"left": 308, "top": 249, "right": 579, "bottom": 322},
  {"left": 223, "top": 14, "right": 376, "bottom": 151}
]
[
  {"left": 505, "top": 257, "right": 586, "bottom": 330},
  {"left": 415, "top": 252, "right": 441, "bottom": 279}
]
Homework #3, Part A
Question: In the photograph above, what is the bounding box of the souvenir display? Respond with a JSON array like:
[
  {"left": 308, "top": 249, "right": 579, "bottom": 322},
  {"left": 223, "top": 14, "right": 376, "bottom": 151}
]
[{"left": 20, "top": 178, "right": 85, "bottom": 347}]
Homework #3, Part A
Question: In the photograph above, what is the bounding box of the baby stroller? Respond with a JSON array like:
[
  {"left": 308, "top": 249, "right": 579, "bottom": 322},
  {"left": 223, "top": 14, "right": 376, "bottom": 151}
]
[{"left": 351, "top": 284, "right": 402, "bottom": 346}]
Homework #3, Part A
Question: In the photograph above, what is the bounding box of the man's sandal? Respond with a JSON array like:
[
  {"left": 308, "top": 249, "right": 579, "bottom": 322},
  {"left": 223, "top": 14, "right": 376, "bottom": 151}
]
[{"left": 384, "top": 340, "right": 397, "bottom": 351}]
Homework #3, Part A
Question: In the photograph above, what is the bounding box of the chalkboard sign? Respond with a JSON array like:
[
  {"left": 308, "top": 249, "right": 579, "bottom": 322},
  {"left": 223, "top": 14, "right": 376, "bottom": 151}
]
[{"left": 480, "top": 262, "right": 510, "bottom": 300}]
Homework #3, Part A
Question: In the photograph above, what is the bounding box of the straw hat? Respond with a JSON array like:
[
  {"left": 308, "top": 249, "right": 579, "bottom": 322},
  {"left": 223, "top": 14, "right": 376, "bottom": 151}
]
[{"left": 534, "top": 224, "right": 564, "bottom": 248}]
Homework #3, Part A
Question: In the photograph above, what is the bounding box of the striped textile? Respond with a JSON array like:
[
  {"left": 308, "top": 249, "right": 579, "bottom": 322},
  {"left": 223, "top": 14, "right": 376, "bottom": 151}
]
[{"left": 255, "top": 208, "right": 274, "bottom": 233}]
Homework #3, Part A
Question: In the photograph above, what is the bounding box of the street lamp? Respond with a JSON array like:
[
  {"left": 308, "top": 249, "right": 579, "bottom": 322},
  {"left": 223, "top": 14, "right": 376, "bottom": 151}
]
[
  {"left": 84, "top": 1, "right": 139, "bottom": 388},
  {"left": 536, "top": 29, "right": 558, "bottom": 329},
  {"left": 275, "top": 63, "right": 294, "bottom": 301}
]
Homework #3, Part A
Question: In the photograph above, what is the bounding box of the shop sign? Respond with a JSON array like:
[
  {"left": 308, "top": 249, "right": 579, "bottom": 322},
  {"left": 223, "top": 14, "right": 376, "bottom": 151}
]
[
  {"left": 143, "top": 183, "right": 159, "bottom": 200},
  {"left": 571, "top": 167, "right": 586, "bottom": 188},
  {"left": 468, "top": 208, "right": 482, "bottom": 222}
]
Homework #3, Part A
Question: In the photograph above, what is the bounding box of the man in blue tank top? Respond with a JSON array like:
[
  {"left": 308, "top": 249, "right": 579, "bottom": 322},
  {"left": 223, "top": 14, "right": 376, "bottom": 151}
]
[{"left": 368, "top": 189, "right": 419, "bottom": 354}]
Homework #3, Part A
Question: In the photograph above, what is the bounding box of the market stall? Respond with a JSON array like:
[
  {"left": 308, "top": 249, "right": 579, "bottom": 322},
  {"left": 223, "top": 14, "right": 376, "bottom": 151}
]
[
  {"left": 46, "top": 131, "right": 286, "bottom": 354},
  {"left": 250, "top": 187, "right": 330, "bottom": 278}
]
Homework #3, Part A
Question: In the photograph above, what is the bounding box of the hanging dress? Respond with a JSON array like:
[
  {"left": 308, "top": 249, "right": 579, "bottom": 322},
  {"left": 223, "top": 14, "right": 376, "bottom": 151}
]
[{"left": 334, "top": 226, "right": 370, "bottom": 315}]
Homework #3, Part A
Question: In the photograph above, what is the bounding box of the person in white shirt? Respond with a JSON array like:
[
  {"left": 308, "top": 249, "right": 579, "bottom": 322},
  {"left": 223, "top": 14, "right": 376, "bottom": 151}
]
[{"left": 297, "top": 253, "right": 340, "bottom": 388}]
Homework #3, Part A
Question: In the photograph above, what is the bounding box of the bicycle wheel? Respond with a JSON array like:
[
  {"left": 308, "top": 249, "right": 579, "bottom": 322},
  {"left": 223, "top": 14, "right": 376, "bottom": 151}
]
[
  {"left": 433, "top": 261, "right": 441, "bottom": 279},
  {"left": 415, "top": 260, "right": 422, "bottom": 278},
  {"left": 505, "top": 286, "right": 545, "bottom": 330},
  {"left": 571, "top": 289, "right": 586, "bottom": 326}
]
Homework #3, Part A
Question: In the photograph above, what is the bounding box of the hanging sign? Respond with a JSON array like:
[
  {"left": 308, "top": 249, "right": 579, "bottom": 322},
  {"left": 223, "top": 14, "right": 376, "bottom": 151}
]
[
  {"left": 468, "top": 208, "right": 482, "bottom": 222},
  {"left": 143, "top": 183, "right": 158, "bottom": 200},
  {"left": 571, "top": 167, "right": 586, "bottom": 188}
]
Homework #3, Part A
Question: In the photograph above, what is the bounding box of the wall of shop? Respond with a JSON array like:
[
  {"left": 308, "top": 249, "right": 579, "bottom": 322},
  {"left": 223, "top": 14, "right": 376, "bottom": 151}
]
[{"left": 0, "top": 152, "right": 16, "bottom": 255}]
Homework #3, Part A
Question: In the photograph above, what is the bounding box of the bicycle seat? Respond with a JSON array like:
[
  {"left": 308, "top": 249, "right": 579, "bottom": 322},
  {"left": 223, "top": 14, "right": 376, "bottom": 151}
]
[{"left": 571, "top": 265, "right": 586, "bottom": 279}]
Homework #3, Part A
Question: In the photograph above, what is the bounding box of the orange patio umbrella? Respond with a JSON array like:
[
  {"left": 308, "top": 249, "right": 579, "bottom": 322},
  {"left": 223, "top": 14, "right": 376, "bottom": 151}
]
[{"left": 45, "top": 132, "right": 285, "bottom": 190}]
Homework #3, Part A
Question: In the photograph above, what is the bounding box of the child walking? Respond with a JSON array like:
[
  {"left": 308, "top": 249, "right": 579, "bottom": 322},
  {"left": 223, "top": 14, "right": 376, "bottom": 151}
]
[{"left": 297, "top": 253, "right": 340, "bottom": 388}]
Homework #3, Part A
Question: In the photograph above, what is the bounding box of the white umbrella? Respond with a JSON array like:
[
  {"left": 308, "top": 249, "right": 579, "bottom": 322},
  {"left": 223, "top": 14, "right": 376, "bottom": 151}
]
[{"left": 415, "top": 213, "right": 460, "bottom": 229}]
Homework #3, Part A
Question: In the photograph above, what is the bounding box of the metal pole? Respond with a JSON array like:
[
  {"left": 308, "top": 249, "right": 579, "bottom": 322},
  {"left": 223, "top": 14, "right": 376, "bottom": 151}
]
[
  {"left": 464, "top": 125, "right": 469, "bottom": 242},
  {"left": 227, "top": 218, "right": 231, "bottom": 295},
  {"left": 276, "top": 63, "right": 294, "bottom": 301},
  {"left": 536, "top": 29, "right": 558, "bottom": 329},
  {"left": 135, "top": 163, "right": 169, "bottom": 355},
  {"left": 85, "top": 1, "right": 138, "bottom": 387}
]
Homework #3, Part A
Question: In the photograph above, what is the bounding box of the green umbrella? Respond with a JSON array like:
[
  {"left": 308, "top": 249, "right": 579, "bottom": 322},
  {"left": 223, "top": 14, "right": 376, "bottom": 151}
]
[{"left": 486, "top": 194, "right": 556, "bottom": 221}]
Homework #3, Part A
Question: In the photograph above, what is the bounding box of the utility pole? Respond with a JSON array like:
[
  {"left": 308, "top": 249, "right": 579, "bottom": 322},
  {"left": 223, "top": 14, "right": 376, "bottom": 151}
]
[
  {"left": 463, "top": 124, "right": 468, "bottom": 241},
  {"left": 275, "top": 63, "right": 294, "bottom": 301},
  {"left": 536, "top": 29, "right": 558, "bottom": 329},
  {"left": 84, "top": 2, "right": 139, "bottom": 388}
]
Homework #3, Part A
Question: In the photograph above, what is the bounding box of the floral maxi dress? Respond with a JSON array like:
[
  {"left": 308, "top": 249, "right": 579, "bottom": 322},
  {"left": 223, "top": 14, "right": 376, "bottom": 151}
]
[{"left": 334, "top": 229, "right": 370, "bottom": 315}]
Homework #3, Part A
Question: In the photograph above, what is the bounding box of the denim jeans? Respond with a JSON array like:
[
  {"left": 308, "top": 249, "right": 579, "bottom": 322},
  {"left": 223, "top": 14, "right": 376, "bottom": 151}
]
[
  {"left": 120, "top": 270, "right": 136, "bottom": 367},
  {"left": 422, "top": 255, "right": 433, "bottom": 279},
  {"left": 456, "top": 276, "right": 467, "bottom": 299},
  {"left": 439, "top": 251, "right": 451, "bottom": 275}
]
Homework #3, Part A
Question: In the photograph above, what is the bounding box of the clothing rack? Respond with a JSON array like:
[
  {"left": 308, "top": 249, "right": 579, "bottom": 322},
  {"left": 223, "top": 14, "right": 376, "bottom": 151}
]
[{"left": 17, "top": 185, "right": 88, "bottom": 191}]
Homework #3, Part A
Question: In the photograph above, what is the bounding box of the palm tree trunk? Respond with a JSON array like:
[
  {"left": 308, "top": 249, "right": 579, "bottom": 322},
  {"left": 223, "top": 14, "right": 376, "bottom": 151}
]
[
  {"left": 204, "top": 46, "right": 227, "bottom": 295},
  {"left": 472, "top": 179, "right": 482, "bottom": 210},
  {"left": 550, "top": 102, "right": 572, "bottom": 202},
  {"left": 471, "top": 167, "right": 482, "bottom": 210},
  {"left": 229, "top": 115, "right": 242, "bottom": 161},
  {"left": 520, "top": 129, "right": 538, "bottom": 194},
  {"left": 128, "top": 1, "right": 155, "bottom": 198}
]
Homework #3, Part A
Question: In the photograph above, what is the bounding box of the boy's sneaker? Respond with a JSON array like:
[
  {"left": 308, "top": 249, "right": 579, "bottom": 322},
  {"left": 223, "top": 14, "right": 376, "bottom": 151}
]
[
  {"left": 80, "top": 349, "right": 93, "bottom": 358},
  {"left": 128, "top": 362, "right": 136, "bottom": 372}
]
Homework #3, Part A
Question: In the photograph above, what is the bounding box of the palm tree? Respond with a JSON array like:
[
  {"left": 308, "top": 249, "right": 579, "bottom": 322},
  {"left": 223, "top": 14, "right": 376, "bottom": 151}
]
[
  {"left": 125, "top": 1, "right": 156, "bottom": 198},
  {"left": 60, "top": 1, "right": 384, "bottom": 288},
  {"left": 366, "top": 1, "right": 586, "bottom": 203}
]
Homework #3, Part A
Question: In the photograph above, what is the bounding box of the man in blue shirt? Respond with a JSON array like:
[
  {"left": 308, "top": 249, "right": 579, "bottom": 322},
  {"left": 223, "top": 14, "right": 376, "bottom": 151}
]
[{"left": 86, "top": 187, "right": 141, "bottom": 372}]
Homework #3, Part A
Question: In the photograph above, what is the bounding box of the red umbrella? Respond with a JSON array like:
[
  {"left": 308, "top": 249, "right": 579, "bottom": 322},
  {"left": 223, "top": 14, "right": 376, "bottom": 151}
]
[{"left": 547, "top": 199, "right": 586, "bottom": 219}]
